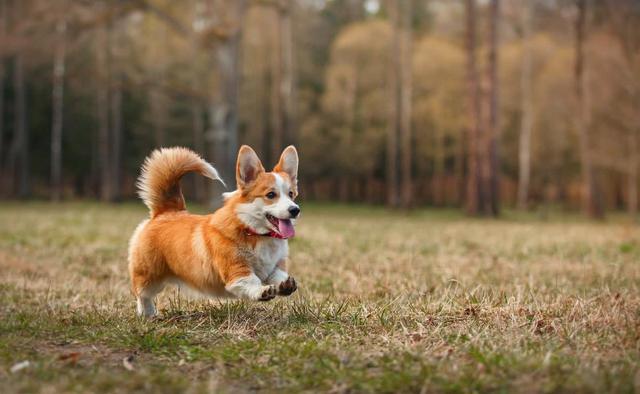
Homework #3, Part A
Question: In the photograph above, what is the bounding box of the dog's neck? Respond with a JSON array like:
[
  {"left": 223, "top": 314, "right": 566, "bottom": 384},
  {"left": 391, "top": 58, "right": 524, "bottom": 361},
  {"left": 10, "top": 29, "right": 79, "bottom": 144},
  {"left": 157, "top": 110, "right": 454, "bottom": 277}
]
[
  {"left": 244, "top": 226, "right": 288, "bottom": 239},
  {"left": 208, "top": 201, "right": 291, "bottom": 243}
]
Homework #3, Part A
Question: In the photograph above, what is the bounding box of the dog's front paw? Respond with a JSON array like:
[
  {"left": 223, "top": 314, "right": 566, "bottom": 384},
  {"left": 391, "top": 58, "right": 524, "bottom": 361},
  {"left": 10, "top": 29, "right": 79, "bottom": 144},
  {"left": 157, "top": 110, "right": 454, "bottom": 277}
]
[
  {"left": 258, "top": 285, "right": 277, "bottom": 301},
  {"left": 278, "top": 276, "right": 297, "bottom": 296}
]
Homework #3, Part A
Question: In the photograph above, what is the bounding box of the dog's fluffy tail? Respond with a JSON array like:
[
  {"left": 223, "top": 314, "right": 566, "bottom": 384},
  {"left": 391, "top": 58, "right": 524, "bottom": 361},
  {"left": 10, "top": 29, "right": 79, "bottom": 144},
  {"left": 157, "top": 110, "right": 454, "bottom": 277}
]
[{"left": 137, "top": 147, "right": 225, "bottom": 217}]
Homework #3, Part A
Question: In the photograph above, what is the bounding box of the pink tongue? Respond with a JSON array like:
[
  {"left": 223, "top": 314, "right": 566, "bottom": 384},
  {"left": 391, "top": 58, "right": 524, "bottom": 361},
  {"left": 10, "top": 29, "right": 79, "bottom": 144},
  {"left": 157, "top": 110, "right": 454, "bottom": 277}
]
[{"left": 277, "top": 219, "right": 295, "bottom": 238}]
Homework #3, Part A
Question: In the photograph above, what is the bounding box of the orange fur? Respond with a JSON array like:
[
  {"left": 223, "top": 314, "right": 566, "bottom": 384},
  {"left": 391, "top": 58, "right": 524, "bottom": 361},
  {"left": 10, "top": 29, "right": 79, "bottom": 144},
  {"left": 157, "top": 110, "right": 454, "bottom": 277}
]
[
  {"left": 137, "top": 147, "right": 224, "bottom": 218},
  {"left": 128, "top": 145, "right": 299, "bottom": 316}
]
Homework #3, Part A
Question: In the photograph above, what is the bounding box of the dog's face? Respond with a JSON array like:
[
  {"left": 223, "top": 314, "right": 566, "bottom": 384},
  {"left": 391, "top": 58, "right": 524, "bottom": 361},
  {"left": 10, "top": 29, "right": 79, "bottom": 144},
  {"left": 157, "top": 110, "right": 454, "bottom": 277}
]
[{"left": 229, "top": 145, "right": 300, "bottom": 238}]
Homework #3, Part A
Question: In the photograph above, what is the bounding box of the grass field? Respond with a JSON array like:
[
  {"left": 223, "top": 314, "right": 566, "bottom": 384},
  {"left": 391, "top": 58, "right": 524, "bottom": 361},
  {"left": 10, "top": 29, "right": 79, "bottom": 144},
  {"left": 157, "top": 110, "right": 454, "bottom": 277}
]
[{"left": 0, "top": 202, "right": 639, "bottom": 393}]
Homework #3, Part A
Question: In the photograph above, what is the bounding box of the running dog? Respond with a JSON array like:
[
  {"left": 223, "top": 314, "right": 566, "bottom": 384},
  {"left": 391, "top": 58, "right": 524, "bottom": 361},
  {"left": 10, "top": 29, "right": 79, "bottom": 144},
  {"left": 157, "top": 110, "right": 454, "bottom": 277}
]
[{"left": 128, "top": 145, "right": 300, "bottom": 317}]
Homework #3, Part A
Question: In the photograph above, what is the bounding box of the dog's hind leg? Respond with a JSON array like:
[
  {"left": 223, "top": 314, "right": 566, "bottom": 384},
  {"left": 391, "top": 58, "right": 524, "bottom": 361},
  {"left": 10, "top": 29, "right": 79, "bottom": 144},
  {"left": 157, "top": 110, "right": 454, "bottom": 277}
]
[
  {"left": 135, "top": 282, "right": 164, "bottom": 317},
  {"left": 128, "top": 220, "right": 164, "bottom": 317},
  {"left": 131, "top": 270, "right": 166, "bottom": 317}
]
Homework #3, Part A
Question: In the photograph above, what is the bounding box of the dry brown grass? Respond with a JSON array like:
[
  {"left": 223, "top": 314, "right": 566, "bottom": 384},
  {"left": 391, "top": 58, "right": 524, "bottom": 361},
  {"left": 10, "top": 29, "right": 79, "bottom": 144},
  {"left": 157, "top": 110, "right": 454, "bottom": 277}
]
[{"left": 0, "top": 202, "right": 639, "bottom": 393}]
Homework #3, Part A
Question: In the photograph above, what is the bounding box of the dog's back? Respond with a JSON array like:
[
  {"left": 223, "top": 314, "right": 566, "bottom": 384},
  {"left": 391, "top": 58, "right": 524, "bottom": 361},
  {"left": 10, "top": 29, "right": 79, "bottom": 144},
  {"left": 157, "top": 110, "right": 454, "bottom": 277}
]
[{"left": 128, "top": 148, "right": 226, "bottom": 315}]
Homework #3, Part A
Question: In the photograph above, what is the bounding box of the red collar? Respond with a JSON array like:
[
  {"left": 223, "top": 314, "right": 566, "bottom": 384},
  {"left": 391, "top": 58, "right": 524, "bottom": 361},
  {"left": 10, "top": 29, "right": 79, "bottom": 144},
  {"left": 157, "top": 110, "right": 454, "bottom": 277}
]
[{"left": 244, "top": 227, "right": 288, "bottom": 239}]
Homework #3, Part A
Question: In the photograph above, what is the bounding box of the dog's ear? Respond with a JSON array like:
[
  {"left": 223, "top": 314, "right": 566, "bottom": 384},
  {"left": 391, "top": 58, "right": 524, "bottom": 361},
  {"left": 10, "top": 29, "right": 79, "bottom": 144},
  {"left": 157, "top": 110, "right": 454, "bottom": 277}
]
[
  {"left": 274, "top": 145, "right": 298, "bottom": 186},
  {"left": 236, "top": 145, "right": 265, "bottom": 190}
]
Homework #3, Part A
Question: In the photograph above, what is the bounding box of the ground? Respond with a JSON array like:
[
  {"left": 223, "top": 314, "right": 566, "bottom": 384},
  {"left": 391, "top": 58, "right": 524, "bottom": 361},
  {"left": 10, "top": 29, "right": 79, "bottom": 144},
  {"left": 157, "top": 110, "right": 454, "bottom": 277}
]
[{"left": 0, "top": 202, "right": 639, "bottom": 393}]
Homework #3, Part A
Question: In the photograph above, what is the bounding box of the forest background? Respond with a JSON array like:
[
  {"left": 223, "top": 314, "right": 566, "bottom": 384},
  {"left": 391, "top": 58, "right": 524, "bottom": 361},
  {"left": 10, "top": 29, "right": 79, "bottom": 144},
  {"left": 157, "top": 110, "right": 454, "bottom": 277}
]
[{"left": 0, "top": 0, "right": 638, "bottom": 220}]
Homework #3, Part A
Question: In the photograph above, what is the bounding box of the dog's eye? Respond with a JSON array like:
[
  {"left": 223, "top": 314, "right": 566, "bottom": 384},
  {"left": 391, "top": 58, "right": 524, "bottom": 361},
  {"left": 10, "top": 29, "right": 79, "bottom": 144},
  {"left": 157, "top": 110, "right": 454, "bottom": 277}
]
[
  {"left": 289, "top": 191, "right": 294, "bottom": 198},
  {"left": 266, "top": 191, "right": 276, "bottom": 199}
]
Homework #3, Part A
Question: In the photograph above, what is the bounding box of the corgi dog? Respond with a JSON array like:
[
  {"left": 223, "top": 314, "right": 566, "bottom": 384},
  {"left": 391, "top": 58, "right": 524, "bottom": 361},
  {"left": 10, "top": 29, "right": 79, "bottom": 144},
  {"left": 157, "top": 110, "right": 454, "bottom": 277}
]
[{"left": 128, "top": 145, "right": 300, "bottom": 317}]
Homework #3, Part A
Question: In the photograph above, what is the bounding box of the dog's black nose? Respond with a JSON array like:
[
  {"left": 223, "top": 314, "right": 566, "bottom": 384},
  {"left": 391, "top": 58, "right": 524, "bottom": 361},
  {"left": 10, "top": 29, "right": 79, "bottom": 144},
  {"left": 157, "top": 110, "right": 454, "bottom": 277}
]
[{"left": 288, "top": 206, "right": 300, "bottom": 218}]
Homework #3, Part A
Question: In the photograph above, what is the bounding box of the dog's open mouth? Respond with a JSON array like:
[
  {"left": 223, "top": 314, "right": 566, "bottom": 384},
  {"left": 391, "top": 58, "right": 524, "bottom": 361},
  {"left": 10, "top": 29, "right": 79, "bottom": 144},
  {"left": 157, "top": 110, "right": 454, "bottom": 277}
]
[{"left": 266, "top": 213, "right": 295, "bottom": 239}]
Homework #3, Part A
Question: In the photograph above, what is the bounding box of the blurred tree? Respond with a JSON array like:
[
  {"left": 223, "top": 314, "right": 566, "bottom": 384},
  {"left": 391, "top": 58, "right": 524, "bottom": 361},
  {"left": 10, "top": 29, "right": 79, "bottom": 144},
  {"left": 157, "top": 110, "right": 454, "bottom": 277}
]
[
  {"left": 386, "top": 0, "right": 413, "bottom": 208},
  {"left": 264, "top": 0, "right": 296, "bottom": 163},
  {"left": 393, "top": 0, "right": 413, "bottom": 209},
  {"left": 0, "top": 0, "right": 5, "bottom": 181},
  {"left": 50, "top": 7, "right": 67, "bottom": 201},
  {"left": 148, "top": 23, "right": 169, "bottom": 148},
  {"left": 240, "top": 5, "right": 274, "bottom": 163},
  {"left": 206, "top": 0, "right": 247, "bottom": 192},
  {"left": 412, "top": 36, "right": 465, "bottom": 206},
  {"left": 0, "top": 0, "right": 636, "bottom": 215},
  {"left": 110, "top": 21, "right": 124, "bottom": 201},
  {"left": 517, "top": 0, "right": 532, "bottom": 209},
  {"left": 531, "top": 45, "right": 576, "bottom": 206},
  {"left": 465, "top": 0, "right": 483, "bottom": 215},
  {"left": 485, "top": 0, "right": 500, "bottom": 216},
  {"left": 575, "top": 0, "right": 604, "bottom": 218},
  {"left": 323, "top": 20, "right": 390, "bottom": 201},
  {"left": 11, "top": 0, "right": 29, "bottom": 198},
  {"left": 95, "top": 1, "right": 111, "bottom": 201},
  {"left": 603, "top": 0, "right": 640, "bottom": 218},
  {"left": 191, "top": 0, "right": 207, "bottom": 202}
]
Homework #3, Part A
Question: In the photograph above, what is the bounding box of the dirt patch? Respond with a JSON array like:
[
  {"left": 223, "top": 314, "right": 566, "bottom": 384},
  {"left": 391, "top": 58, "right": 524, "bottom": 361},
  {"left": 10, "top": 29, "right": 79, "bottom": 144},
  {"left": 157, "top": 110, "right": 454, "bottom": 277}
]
[
  {"left": 0, "top": 250, "right": 39, "bottom": 275},
  {"left": 39, "top": 340, "right": 143, "bottom": 370}
]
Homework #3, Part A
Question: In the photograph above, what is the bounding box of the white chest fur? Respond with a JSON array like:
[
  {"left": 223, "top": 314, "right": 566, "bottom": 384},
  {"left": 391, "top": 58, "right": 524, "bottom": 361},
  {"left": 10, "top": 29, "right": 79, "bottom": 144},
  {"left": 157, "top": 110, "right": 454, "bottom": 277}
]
[{"left": 245, "top": 238, "right": 288, "bottom": 281}]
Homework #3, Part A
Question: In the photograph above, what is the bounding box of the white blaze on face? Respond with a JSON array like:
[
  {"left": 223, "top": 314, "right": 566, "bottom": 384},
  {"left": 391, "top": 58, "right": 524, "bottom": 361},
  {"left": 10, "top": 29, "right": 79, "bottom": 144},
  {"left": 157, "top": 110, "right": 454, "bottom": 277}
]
[
  {"left": 264, "top": 173, "right": 298, "bottom": 219},
  {"left": 234, "top": 173, "right": 299, "bottom": 236}
]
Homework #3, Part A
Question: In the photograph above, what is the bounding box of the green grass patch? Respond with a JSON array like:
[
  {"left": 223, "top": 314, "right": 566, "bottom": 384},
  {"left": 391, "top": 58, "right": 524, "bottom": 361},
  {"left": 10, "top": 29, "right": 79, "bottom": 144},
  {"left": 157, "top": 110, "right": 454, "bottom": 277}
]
[{"left": 0, "top": 202, "right": 639, "bottom": 392}]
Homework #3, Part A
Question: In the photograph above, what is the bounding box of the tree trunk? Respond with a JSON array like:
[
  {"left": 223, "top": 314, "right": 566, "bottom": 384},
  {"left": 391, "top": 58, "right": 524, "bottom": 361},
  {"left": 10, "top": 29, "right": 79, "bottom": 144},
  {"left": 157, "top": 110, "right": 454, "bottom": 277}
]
[
  {"left": 455, "top": 128, "right": 466, "bottom": 206},
  {"left": 110, "top": 75, "right": 122, "bottom": 201},
  {"left": 575, "top": 0, "right": 604, "bottom": 219},
  {"left": 479, "top": 79, "right": 491, "bottom": 214},
  {"left": 107, "top": 21, "right": 123, "bottom": 202},
  {"left": 150, "top": 24, "right": 168, "bottom": 148},
  {"left": 96, "top": 13, "right": 111, "bottom": 202},
  {"left": 207, "top": 96, "right": 225, "bottom": 196},
  {"left": 629, "top": 132, "right": 638, "bottom": 219},
  {"left": 268, "top": 1, "right": 296, "bottom": 160},
  {"left": 517, "top": 1, "right": 533, "bottom": 210},
  {"left": 465, "top": 0, "right": 482, "bottom": 215},
  {"left": 279, "top": 1, "right": 296, "bottom": 148},
  {"left": 191, "top": 3, "right": 206, "bottom": 203},
  {"left": 434, "top": 127, "right": 445, "bottom": 206},
  {"left": 0, "top": 62, "right": 3, "bottom": 187},
  {"left": 14, "top": 52, "right": 28, "bottom": 197},
  {"left": 399, "top": 0, "right": 413, "bottom": 209},
  {"left": 269, "top": 6, "right": 283, "bottom": 162},
  {"left": 208, "top": 0, "right": 246, "bottom": 192},
  {"left": 386, "top": 4, "right": 399, "bottom": 207},
  {"left": 190, "top": 98, "right": 206, "bottom": 204},
  {"left": 261, "top": 69, "right": 272, "bottom": 165},
  {"left": 51, "top": 18, "right": 67, "bottom": 201},
  {"left": 387, "top": 0, "right": 411, "bottom": 207},
  {"left": 0, "top": 0, "right": 6, "bottom": 179},
  {"left": 6, "top": 0, "right": 28, "bottom": 196},
  {"left": 486, "top": 0, "right": 500, "bottom": 216},
  {"left": 190, "top": 98, "right": 206, "bottom": 202}
]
